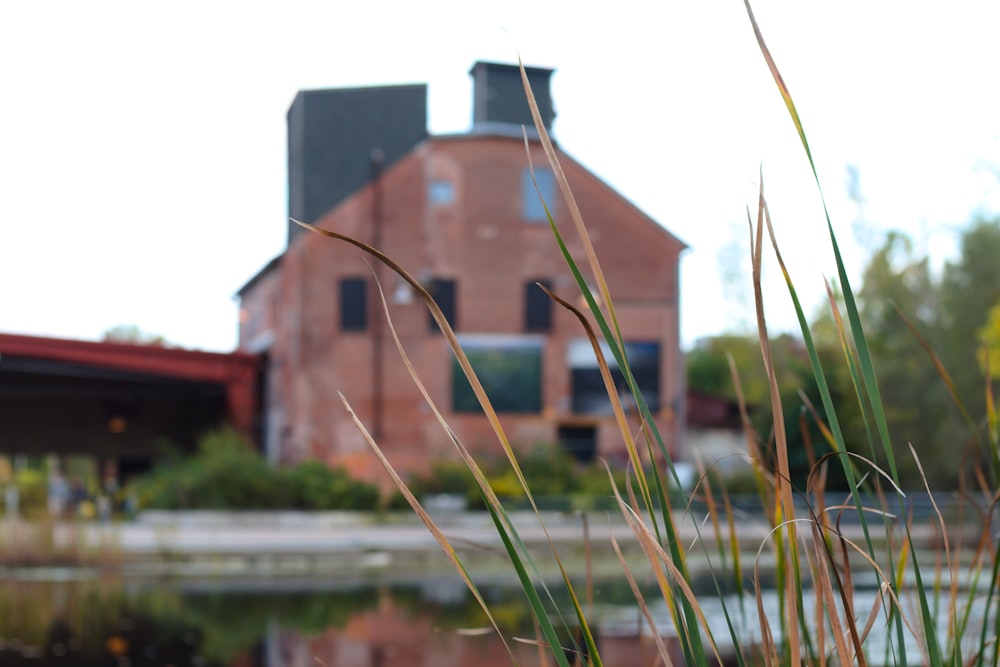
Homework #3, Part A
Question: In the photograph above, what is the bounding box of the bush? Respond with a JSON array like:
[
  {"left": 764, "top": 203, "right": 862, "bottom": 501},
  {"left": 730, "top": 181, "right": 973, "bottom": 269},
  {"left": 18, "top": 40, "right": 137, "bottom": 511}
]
[
  {"left": 407, "top": 444, "right": 657, "bottom": 511},
  {"left": 128, "top": 428, "right": 380, "bottom": 511},
  {"left": 282, "top": 462, "right": 379, "bottom": 511},
  {"left": 0, "top": 468, "right": 49, "bottom": 517}
]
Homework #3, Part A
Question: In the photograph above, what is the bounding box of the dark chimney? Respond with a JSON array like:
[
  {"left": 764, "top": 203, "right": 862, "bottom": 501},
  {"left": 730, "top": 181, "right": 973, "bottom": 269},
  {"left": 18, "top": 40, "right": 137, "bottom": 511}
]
[
  {"left": 286, "top": 84, "right": 427, "bottom": 244},
  {"left": 470, "top": 61, "right": 555, "bottom": 135}
]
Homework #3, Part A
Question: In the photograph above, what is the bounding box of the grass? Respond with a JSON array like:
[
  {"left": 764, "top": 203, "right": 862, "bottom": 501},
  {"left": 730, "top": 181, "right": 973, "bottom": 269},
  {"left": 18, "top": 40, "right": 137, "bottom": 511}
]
[{"left": 299, "top": 3, "right": 1000, "bottom": 665}]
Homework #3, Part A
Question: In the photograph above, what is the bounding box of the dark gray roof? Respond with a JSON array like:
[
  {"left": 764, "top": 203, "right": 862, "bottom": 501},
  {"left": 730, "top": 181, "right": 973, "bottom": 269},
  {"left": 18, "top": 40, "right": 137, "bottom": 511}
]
[{"left": 286, "top": 83, "right": 428, "bottom": 243}]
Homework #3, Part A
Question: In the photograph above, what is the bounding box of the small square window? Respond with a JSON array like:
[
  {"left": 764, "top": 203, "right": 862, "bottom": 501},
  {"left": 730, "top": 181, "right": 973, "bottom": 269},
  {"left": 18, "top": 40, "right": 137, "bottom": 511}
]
[
  {"left": 340, "top": 278, "right": 367, "bottom": 332},
  {"left": 524, "top": 279, "right": 553, "bottom": 332},
  {"left": 558, "top": 425, "right": 597, "bottom": 463},
  {"left": 428, "top": 278, "right": 457, "bottom": 333},
  {"left": 429, "top": 180, "right": 454, "bottom": 205},
  {"left": 522, "top": 167, "right": 555, "bottom": 222}
]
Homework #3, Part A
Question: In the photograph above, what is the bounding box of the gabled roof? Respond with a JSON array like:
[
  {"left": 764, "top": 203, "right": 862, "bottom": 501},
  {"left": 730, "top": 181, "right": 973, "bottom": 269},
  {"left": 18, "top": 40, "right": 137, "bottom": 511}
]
[
  {"left": 426, "top": 132, "right": 687, "bottom": 251},
  {"left": 235, "top": 253, "right": 283, "bottom": 299}
]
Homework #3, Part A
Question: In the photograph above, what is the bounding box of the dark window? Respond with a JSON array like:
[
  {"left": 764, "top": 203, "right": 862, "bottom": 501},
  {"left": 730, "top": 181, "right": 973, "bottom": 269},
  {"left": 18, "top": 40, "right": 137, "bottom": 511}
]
[
  {"left": 340, "top": 277, "right": 367, "bottom": 331},
  {"left": 558, "top": 425, "right": 597, "bottom": 463},
  {"left": 428, "top": 278, "right": 457, "bottom": 333},
  {"left": 524, "top": 279, "right": 553, "bottom": 332},
  {"left": 568, "top": 339, "right": 660, "bottom": 415},
  {"left": 452, "top": 336, "right": 543, "bottom": 413},
  {"left": 522, "top": 167, "right": 555, "bottom": 222}
]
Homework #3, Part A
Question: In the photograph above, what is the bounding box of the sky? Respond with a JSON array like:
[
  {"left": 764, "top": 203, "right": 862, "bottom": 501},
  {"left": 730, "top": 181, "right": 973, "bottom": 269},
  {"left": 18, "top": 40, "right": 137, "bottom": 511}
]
[{"left": 2, "top": 2, "right": 999, "bottom": 352}]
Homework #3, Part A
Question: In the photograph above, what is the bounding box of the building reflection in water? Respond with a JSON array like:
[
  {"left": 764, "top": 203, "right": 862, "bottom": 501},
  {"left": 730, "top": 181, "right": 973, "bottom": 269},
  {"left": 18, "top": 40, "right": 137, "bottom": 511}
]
[
  {"left": 267, "top": 586, "right": 678, "bottom": 667},
  {"left": 0, "top": 577, "right": 675, "bottom": 667}
]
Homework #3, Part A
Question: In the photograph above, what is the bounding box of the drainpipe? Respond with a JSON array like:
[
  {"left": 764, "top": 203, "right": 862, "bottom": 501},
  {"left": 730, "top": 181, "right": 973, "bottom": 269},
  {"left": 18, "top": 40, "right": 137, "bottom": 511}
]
[{"left": 371, "top": 148, "right": 385, "bottom": 443}]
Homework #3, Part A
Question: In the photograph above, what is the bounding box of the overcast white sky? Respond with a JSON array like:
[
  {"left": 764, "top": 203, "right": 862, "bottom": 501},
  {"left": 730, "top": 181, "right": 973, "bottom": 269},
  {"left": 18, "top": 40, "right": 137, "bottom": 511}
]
[{"left": 2, "top": 2, "right": 999, "bottom": 352}]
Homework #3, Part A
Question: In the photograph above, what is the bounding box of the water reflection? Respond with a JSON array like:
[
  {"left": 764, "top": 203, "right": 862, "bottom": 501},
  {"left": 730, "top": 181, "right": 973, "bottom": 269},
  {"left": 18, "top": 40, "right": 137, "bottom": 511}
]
[{"left": 0, "top": 575, "right": 666, "bottom": 666}]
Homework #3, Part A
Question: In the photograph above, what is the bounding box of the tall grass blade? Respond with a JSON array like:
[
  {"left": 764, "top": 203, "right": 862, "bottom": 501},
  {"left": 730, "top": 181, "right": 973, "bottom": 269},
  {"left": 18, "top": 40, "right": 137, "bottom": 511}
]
[
  {"left": 336, "top": 392, "right": 519, "bottom": 664},
  {"left": 297, "top": 223, "right": 599, "bottom": 666},
  {"left": 519, "top": 62, "right": 718, "bottom": 662},
  {"left": 748, "top": 175, "right": 802, "bottom": 667},
  {"left": 608, "top": 530, "right": 676, "bottom": 667}
]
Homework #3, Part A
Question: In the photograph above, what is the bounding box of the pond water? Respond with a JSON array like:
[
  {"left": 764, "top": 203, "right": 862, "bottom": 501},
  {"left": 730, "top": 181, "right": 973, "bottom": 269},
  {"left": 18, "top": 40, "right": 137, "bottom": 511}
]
[
  {"left": 1, "top": 566, "right": 991, "bottom": 667},
  {"left": 0, "top": 573, "right": 665, "bottom": 667}
]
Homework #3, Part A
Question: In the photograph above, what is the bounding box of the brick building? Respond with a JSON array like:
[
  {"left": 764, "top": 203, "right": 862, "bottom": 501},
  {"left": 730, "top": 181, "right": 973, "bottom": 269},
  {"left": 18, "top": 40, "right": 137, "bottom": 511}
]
[{"left": 237, "top": 62, "right": 686, "bottom": 481}]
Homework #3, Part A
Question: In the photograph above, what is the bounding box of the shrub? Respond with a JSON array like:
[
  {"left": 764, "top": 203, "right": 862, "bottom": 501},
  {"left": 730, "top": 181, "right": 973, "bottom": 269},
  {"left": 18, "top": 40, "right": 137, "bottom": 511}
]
[
  {"left": 128, "top": 428, "right": 379, "bottom": 511},
  {"left": 0, "top": 468, "right": 49, "bottom": 517},
  {"left": 282, "top": 462, "right": 379, "bottom": 511}
]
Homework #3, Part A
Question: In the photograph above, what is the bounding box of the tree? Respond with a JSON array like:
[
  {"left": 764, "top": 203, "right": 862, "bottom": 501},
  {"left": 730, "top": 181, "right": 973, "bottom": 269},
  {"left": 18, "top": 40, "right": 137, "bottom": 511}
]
[
  {"left": 687, "top": 334, "right": 857, "bottom": 491},
  {"left": 977, "top": 300, "right": 1000, "bottom": 380},
  {"left": 102, "top": 324, "right": 168, "bottom": 346},
  {"left": 853, "top": 233, "right": 959, "bottom": 486},
  {"left": 939, "top": 217, "right": 1000, "bottom": 416}
]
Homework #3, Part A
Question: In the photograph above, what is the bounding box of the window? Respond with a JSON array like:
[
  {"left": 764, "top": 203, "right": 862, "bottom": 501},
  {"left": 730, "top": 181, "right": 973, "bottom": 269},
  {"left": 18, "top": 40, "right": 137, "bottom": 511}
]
[
  {"left": 340, "top": 277, "right": 367, "bottom": 331},
  {"left": 428, "top": 278, "right": 457, "bottom": 333},
  {"left": 452, "top": 335, "right": 543, "bottom": 413},
  {"left": 567, "top": 339, "right": 660, "bottom": 415},
  {"left": 522, "top": 167, "right": 555, "bottom": 222},
  {"left": 524, "top": 279, "right": 553, "bottom": 332},
  {"left": 428, "top": 180, "right": 454, "bottom": 205},
  {"left": 558, "top": 425, "right": 597, "bottom": 463}
]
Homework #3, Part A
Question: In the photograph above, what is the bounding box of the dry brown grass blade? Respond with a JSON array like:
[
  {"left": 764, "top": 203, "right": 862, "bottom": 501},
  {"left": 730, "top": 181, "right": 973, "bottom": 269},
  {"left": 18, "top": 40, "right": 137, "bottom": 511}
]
[
  {"left": 539, "top": 283, "right": 654, "bottom": 508},
  {"left": 693, "top": 454, "right": 724, "bottom": 549},
  {"left": 606, "top": 475, "right": 726, "bottom": 666},
  {"left": 908, "top": 442, "right": 961, "bottom": 642},
  {"left": 816, "top": 525, "right": 922, "bottom": 645},
  {"left": 809, "top": 554, "right": 827, "bottom": 667},
  {"left": 858, "top": 582, "right": 889, "bottom": 648},
  {"left": 810, "top": 520, "right": 855, "bottom": 667},
  {"left": 360, "top": 260, "right": 507, "bottom": 519},
  {"left": 753, "top": 565, "right": 778, "bottom": 667},
  {"left": 749, "top": 176, "right": 801, "bottom": 666},
  {"left": 753, "top": 516, "right": 923, "bottom": 664},
  {"left": 727, "top": 351, "right": 775, "bottom": 519},
  {"left": 368, "top": 269, "right": 605, "bottom": 658},
  {"left": 296, "top": 219, "right": 545, "bottom": 516},
  {"left": 808, "top": 451, "right": 906, "bottom": 502},
  {"left": 609, "top": 529, "right": 676, "bottom": 667},
  {"left": 300, "top": 221, "right": 592, "bottom": 598},
  {"left": 336, "top": 392, "right": 518, "bottom": 664},
  {"left": 518, "top": 61, "right": 622, "bottom": 342},
  {"left": 361, "top": 245, "right": 602, "bottom": 667}
]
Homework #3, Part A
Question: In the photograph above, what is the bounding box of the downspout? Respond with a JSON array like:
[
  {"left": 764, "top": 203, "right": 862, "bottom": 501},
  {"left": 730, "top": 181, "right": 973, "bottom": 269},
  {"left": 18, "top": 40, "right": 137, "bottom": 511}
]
[{"left": 370, "top": 148, "right": 385, "bottom": 443}]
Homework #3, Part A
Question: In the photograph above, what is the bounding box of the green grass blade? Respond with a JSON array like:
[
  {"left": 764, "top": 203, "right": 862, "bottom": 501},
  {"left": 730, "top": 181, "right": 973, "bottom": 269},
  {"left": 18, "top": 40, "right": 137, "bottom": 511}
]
[{"left": 485, "top": 501, "right": 572, "bottom": 667}]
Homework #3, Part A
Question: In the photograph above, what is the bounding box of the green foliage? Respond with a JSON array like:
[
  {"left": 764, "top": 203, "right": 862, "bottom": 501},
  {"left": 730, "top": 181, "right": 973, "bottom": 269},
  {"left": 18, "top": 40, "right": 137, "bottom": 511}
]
[
  {"left": 713, "top": 468, "right": 758, "bottom": 495},
  {"left": 407, "top": 460, "right": 479, "bottom": 505},
  {"left": 407, "top": 444, "right": 641, "bottom": 510},
  {"left": 816, "top": 220, "right": 1000, "bottom": 488},
  {"left": 6, "top": 468, "right": 48, "bottom": 517},
  {"left": 102, "top": 324, "right": 168, "bottom": 346},
  {"left": 162, "top": 588, "right": 379, "bottom": 662},
  {"left": 702, "top": 222, "right": 1000, "bottom": 490},
  {"left": 978, "top": 300, "right": 1000, "bottom": 379},
  {"left": 282, "top": 461, "right": 379, "bottom": 511},
  {"left": 687, "top": 334, "right": 855, "bottom": 490},
  {"left": 128, "top": 428, "right": 380, "bottom": 511}
]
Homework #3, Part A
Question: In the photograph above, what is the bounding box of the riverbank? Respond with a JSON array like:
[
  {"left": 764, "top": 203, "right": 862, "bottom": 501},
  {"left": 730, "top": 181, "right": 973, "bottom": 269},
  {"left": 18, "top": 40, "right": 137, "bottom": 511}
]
[{"left": 0, "top": 508, "right": 978, "bottom": 579}]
